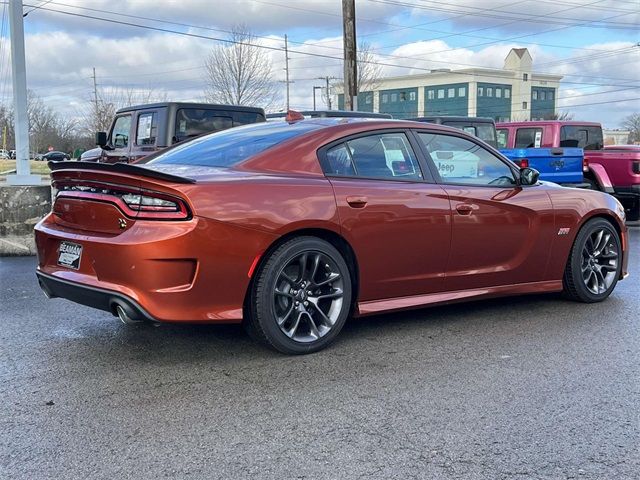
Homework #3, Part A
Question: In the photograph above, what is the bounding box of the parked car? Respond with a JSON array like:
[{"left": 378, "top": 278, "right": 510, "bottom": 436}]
[
  {"left": 93, "top": 102, "right": 266, "bottom": 164},
  {"left": 42, "top": 151, "right": 71, "bottom": 162},
  {"left": 36, "top": 118, "right": 628, "bottom": 354},
  {"left": 267, "top": 110, "right": 392, "bottom": 120},
  {"left": 409, "top": 116, "right": 498, "bottom": 148},
  {"left": 79, "top": 147, "right": 102, "bottom": 162},
  {"left": 497, "top": 121, "right": 640, "bottom": 220},
  {"left": 9, "top": 149, "right": 16, "bottom": 159}
]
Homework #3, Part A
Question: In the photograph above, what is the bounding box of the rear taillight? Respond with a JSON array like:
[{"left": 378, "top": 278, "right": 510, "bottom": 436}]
[
  {"left": 633, "top": 161, "right": 640, "bottom": 175},
  {"left": 515, "top": 158, "right": 529, "bottom": 168},
  {"left": 583, "top": 157, "right": 589, "bottom": 172},
  {"left": 56, "top": 183, "right": 190, "bottom": 220}
]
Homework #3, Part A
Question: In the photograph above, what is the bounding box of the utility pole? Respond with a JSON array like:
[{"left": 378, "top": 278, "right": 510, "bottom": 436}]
[
  {"left": 317, "top": 76, "right": 335, "bottom": 110},
  {"left": 284, "top": 34, "right": 290, "bottom": 110},
  {"left": 7, "top": 0, "right": 39, "bottom": 185},
  {"left": 342, "top": 0, "right": 357, "bottom": 111},
  {"left": 92, "top": 67, "right": 99, "bottom": 116}
]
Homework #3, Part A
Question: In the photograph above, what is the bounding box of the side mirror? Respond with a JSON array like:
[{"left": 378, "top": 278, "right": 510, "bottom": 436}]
[
  {"left": 520, "top": 167, "right": 540, "bottom": 185},
  {"left": 95, "top": 131, "right": 107, "bottom": 147}
]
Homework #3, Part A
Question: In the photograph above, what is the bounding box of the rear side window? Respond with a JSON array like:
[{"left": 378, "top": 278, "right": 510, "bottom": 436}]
[
  {"left": 136, "top": 112, "right": 158, "bottom": 145},
  {"left": 175, "top": 109, "right": 233, "bottom": 141},
  {"left": 149, "top": 122, "right": 322, "bottom": 168},
  {"left": 323, "top": 133, "right": 422, "bottom": 180},
  {"left": 515, "top": 128, "right": 543, "bottom": 148},
  {"left": 560, "top": 126, "right": 603, "bottom": 150}
]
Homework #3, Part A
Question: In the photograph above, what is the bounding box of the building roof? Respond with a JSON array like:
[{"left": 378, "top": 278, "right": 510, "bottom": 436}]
[{"left": 512, "top": 48, "right": 528, "bottom": 59}]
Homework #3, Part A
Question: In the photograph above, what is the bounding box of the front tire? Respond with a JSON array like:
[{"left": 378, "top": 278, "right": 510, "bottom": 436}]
[
  {"left": 246, "top": 236, "right": 353, "bottom": 354},
  {"left": 563, "top": 218, "right": 622, "bottom": 303}
]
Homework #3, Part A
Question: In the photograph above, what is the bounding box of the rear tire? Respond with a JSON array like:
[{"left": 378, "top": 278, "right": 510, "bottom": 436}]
[
  {"left": 563, "top": 218, "right": 621, "bottom": 303},
  {"left": 246, "top": 236, "right": 352, "bottom": 354}
]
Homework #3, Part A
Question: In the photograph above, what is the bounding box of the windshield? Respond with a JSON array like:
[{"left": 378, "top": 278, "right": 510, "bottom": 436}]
[{"left": 147, "top": 122, "right": 323, "bottom": 168}]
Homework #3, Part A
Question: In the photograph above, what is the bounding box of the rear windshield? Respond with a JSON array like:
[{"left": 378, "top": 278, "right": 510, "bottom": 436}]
[
  {"left": 560, "top": 125, "right": 603, "bottom": 150},
  {"left": 148, "top": 122, "right": 322, "bottom": 168},
  {"left": 174, "top": 108, "right": 266, "bottom": 142}
]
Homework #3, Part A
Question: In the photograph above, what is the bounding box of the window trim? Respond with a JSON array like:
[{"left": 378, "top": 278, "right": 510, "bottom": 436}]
[
  {"left": 317, "top": 128, "right": 433, "bottom": 183},
  {"left": 409, "top": 129, "right": 522, "bottom": 188}
]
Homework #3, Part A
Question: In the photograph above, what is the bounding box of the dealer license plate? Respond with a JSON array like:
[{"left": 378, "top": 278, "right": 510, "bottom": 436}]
[{"left": 57, "top": 241, "right": 82, "bottom": 270}]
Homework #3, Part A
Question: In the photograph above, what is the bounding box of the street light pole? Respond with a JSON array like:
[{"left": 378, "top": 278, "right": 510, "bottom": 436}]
[
  {"left": 7, "top": 0, "right": 39, "bottom": 185},
  {"left": 313, "top": 86, "right": 322, "bottom": 111}
]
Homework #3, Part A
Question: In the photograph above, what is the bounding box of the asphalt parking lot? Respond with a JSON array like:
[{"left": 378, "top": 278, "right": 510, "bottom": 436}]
[{"left": 1, "top": 224, "right": 638, "bottom": 480}]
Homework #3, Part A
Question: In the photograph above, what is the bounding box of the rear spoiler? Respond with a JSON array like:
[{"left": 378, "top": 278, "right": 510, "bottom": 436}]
[{"left": 48, "top": 161, "right": 196, "bottom": 184}]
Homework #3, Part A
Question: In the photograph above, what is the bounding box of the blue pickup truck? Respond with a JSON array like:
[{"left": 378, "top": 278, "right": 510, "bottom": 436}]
[{"left": 499, "top": 147, "right": 588, "bottom": 187}]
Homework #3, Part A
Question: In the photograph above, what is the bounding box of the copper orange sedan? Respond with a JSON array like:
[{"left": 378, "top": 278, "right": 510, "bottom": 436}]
[{"left": 35, "top": 117, "right": 629, "bottom": 354}]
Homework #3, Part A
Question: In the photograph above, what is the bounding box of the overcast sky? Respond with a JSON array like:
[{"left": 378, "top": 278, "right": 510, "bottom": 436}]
[{"left": 1, "top": 0, "right": 638, "bottom": 128}]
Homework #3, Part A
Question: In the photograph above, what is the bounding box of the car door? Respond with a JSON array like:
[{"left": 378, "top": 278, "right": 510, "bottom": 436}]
[
  {"left": 319, "top": 130, "right": 451, "bottom": 303},
  {"left": 414, "top": 130, "right": 556, "bottom": 291},
  {"left": 103, "top": 113, "right": 132, "bottom": 163}
]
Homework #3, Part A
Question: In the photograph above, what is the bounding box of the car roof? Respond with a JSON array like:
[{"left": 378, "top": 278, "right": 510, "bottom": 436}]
[
  {"left": 496, "top": 120, "right": 601, "bottom": 127},
  {"left": 410, "top": 116, "right": 495, "bottom": 124},
  {"left": 266, "top": 110, "right": 392, "bottom": 119},
  {"left": 116, "top": 102, "right": 265, "bottom": 115}
]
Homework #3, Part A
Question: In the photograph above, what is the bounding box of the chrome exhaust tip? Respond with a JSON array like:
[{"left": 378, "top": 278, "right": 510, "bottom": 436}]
[{"left": 115, "top": 305, "right": 143, "bottom": 325}]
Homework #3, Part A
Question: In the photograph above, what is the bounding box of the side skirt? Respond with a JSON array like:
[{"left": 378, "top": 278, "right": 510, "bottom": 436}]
[{"left": 357, "top": 280, "right": 563, "bottom": 316}]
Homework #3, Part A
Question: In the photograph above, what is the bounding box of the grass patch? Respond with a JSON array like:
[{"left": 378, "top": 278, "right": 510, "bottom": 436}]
[{"left": 0, "top": 159, "right": 51, "bottom": 176}]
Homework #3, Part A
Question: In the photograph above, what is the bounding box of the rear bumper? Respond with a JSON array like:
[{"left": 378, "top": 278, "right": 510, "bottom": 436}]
[
  {"left": 36, "top": 270, "right": 157, "bottom": 323},
  {"left": 614, "top": 185, "right": 640, "bottom": 198}
]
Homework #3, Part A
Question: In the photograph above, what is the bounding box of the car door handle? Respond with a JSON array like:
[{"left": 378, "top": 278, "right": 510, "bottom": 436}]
[
  {"left": 455, "top": 203, "right": 478, "bottom": 215},
  {"left": 346, "top": 196, "right": 368, "bottom": 208}
]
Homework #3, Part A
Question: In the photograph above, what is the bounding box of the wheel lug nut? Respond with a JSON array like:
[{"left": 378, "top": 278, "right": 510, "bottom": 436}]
[
  {"left": 303, "top": 301, "right": 308, "bottom": 306},
  {"left": 295, "top": 301, "right": 299, "bottom": 306}
]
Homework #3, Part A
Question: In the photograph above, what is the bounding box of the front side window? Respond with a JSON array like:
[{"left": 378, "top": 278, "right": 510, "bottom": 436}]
[
  {"left": 417, "top": 133, "right": 516, "bottom": 186},
  {"left": 515, "top": 127, "right": 543, "bottom": 148},
  {"left": 110, "top": 114, "right": 132, "bottom": 148},
  {"left": 136, "top": 112, "right": 158, "bottom": 146},
  {"left": 323, "top": 133, "right": 423, "bottom": 180}
]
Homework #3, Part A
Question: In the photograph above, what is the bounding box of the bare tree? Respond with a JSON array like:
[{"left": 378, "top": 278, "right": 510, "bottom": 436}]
[
  {"left": 357, "top": 41, "right": 383, "bottom": 92},
  {"left": 622, "top": 112, "right": 640, "bottom": 144},
  {"left": 80, "top": 86, "right": 167, "bottom": 136},
  {"left": 544, "top": 110, "right": 574, "bottom": 121},
  {"left": 203, "top": 25, "right": 279, "bottom": 108}
]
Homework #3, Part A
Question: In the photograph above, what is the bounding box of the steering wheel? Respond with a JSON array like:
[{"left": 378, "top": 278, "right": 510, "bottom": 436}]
[{"left": 488, "top": 175, "right": 515, "bottom": 186}]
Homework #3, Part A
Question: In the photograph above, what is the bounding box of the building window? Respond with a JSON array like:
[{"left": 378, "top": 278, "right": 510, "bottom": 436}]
[
  {"left": 365, "top": 94, "right": 372, "bottom": 104},
  {"left": 437, "top": 89, "right": 445, "bottom": 99},
  {"left": 382, "top": 93, "right": 388, "bottom": 103},
  {"left": 409, "top": 91, "right": 416, "bottom": 101},
  {"left": 505, "top": 89, "right": 511, "bottom": 99},
  {"left": 532, "top": 90, "right": 538, "bottom": 100},
  {"left": 478, "top": 87, "right": 484, "bottom": 97},
  {"left": 487, "top": 87, "right": 493, "bottom": 97},
  {"left": 448, "top": 88, "right": 455, "bottom": 98},
  {"left": 523, "top": 73, "right": 528, "bottom": 81},
  {"left": 458, "top": 87, "right": 466, "bottom": 97},
  {"left": 540, "top": 91, "right": 546, "bottom": 101},
  {"left": 522, "top": 101, "right": 528, "bottom": 110},
  {"left": 400, "top": 92, "right": 406, "bottom": 102},
  {"left": 391, "top": 93, "right": 398, "bottom": 102},
  {"left": 548, "top": 90, "right": 554, "bottom": 100},
  {"left": 495, "top": 88, "right": 502, "bottom": 98},
  {"left": 427, "top": 90, "right": 435, "bottom": 100}
]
